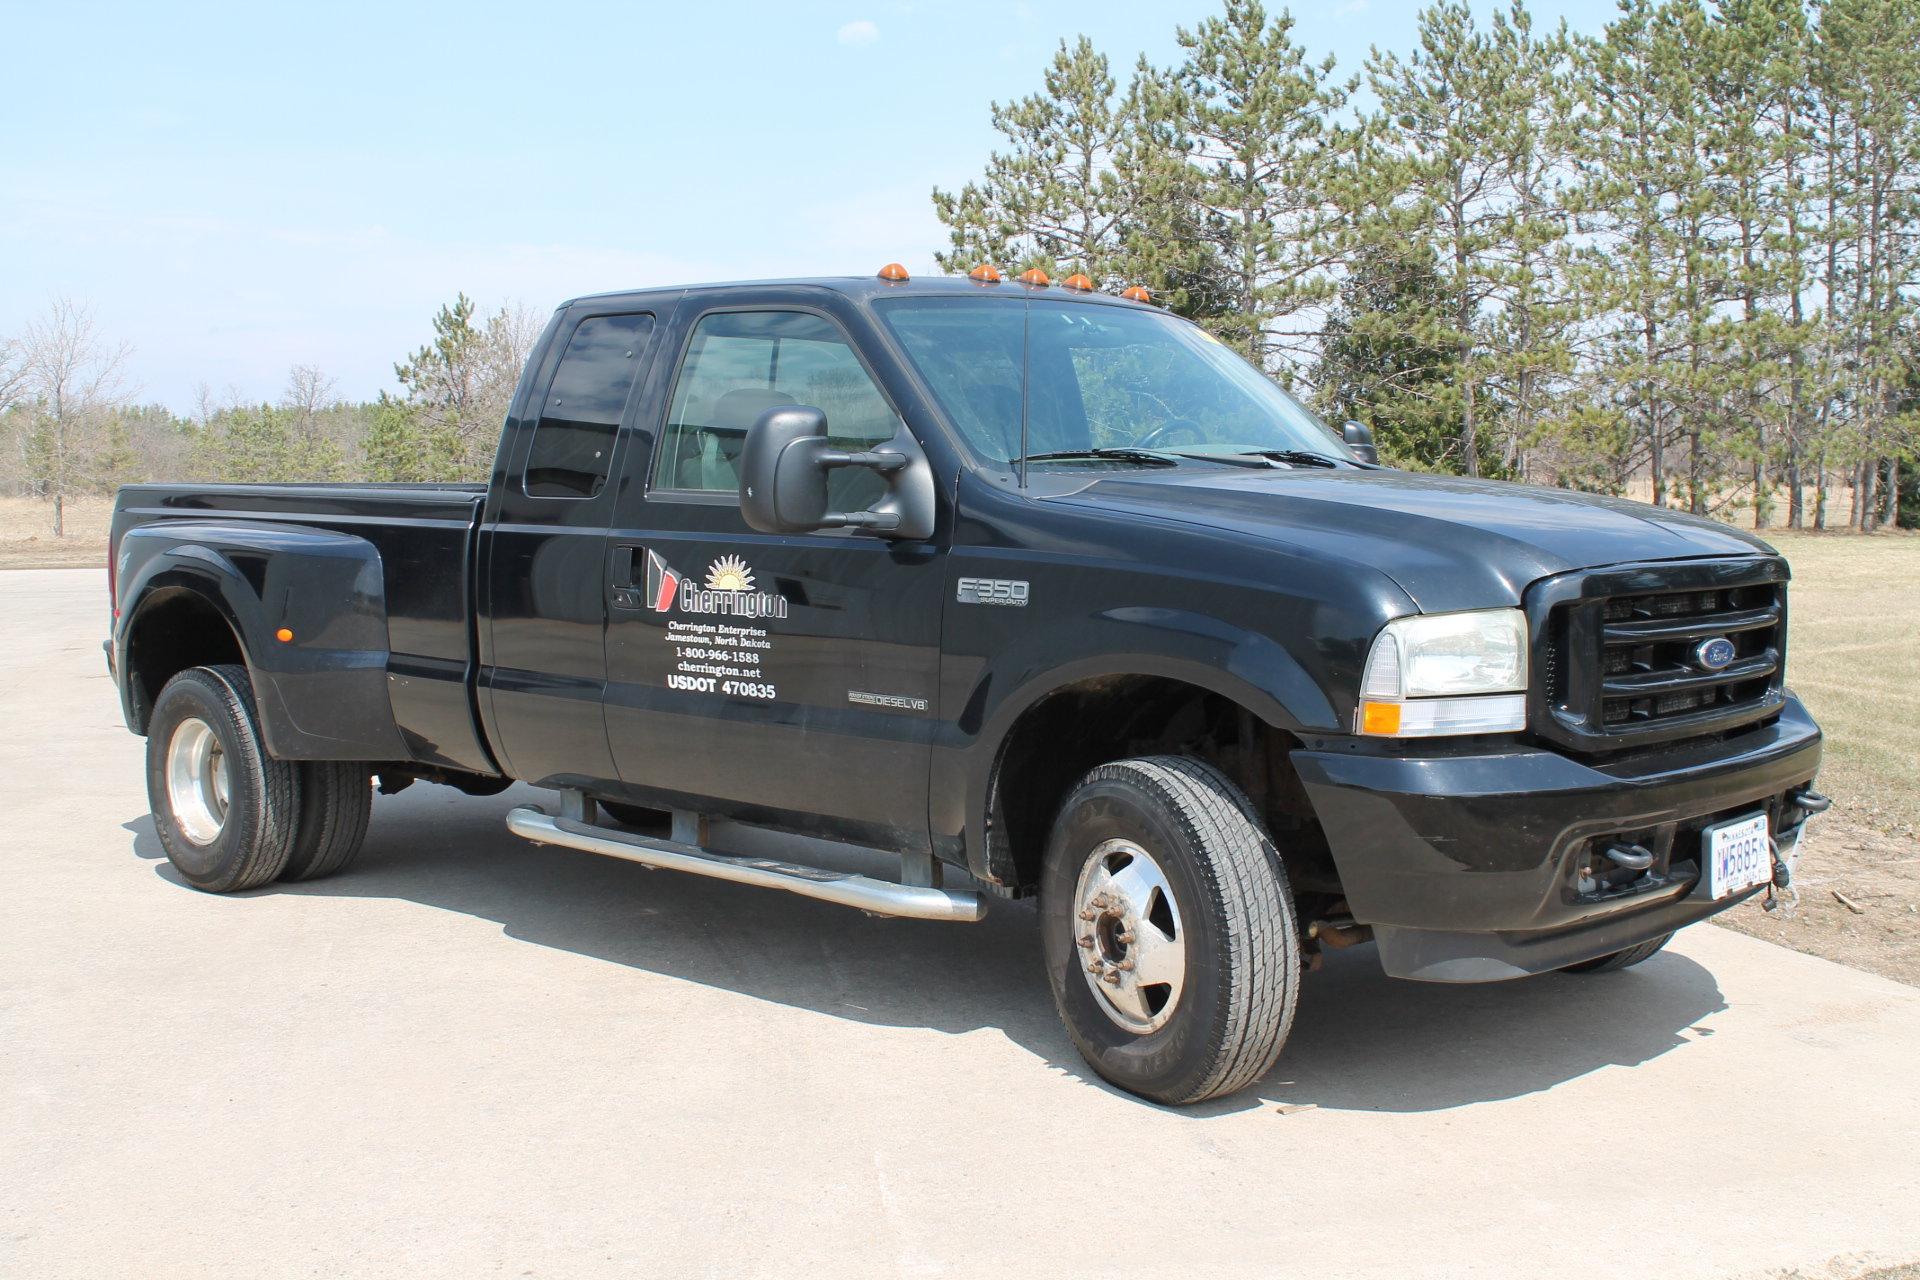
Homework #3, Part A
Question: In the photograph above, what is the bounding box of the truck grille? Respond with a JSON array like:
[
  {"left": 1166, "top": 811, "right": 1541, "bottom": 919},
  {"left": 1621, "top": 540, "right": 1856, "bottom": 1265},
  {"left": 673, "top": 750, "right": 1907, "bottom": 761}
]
[{"left": 1531, "top": 560, "right": 1789, "bottom": 752}]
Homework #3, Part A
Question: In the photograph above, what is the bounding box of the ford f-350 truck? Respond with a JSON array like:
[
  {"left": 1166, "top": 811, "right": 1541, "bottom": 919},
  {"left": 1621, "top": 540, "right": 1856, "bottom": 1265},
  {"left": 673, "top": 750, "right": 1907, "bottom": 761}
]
[{"left": 108, "top": 268, "right": 1827, "bottom": 1105}]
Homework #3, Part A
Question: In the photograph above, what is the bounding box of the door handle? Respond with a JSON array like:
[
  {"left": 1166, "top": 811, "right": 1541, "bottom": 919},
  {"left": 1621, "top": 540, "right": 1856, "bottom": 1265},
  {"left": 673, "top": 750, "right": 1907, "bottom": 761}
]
[{"left": 609, "top": 544, "right": 645, "bottom": 611}]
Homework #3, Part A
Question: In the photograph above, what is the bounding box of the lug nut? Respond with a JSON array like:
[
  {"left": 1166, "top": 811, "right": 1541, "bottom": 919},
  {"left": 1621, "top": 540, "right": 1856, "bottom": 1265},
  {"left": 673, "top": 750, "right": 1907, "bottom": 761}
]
[
  {"left": 1117, "top": 959, "right": 1135, "bottom": 972},
  {"left": 1076, "top": 935, "right": 1094, "bottom": 949},
  {"left": 1101, "top": 970, "right": 1121, "bottom": 985},
  {"left": 1117, "top": 931, "right": 1134, "bottom": 944},
  {"left": 1078, "top": 909, "right": 1097, "bottom": 922}
]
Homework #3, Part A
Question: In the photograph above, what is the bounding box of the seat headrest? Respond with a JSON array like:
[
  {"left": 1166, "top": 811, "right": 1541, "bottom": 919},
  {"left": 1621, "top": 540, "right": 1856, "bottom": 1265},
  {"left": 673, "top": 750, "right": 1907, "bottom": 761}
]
[{"left": 710, "top": 387, "right": 797, "bottom": 430}]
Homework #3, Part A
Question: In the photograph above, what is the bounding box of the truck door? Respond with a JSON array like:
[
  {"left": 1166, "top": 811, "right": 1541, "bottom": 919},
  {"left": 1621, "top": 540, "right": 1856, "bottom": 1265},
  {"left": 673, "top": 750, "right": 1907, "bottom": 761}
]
[
  {"left": 479, "top": 307, "right": 658, "bottom": 787},
  {"left": 601, "top": 296, "right": 945, "bottom": 855}
]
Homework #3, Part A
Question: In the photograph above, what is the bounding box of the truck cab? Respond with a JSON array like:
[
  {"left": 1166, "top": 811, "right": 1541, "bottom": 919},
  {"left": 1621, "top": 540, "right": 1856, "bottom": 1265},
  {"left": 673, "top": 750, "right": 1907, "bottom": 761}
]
[{"left": 109, "top": 269, "right": 1826, "bottom": 1105}]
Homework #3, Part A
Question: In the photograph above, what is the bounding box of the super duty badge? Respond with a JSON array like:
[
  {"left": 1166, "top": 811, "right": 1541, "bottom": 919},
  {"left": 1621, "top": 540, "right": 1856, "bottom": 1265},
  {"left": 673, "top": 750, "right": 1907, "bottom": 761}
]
[{"left": 956, "top": 577, "right": 1030, "bottom": 607}]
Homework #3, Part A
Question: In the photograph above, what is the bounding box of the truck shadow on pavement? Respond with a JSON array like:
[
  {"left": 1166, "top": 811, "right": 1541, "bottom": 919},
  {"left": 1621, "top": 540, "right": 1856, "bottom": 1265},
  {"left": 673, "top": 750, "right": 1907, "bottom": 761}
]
[{"left": 124, "top": 782, "right": 1728, "bottom": 1117}]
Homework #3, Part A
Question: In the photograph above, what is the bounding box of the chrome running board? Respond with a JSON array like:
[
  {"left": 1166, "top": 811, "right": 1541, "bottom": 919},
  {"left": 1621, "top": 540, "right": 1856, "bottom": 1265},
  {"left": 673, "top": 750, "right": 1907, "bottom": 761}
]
[{"left": 505, "top": 806, "right": 986, "bottom": 923}]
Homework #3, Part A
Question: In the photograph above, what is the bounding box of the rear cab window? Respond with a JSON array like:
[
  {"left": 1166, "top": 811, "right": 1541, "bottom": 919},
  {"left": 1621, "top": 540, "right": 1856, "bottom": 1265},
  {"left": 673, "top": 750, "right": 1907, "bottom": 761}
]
[{"left": 522, "top": 312, "right": 655, "bottom": 499}]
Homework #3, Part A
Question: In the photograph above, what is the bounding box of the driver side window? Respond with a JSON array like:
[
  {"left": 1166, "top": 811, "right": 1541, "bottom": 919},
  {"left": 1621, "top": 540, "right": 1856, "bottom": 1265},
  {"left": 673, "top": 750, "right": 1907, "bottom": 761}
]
[{"left": 655, "top": 310, "right": 902, "bottom": 509}]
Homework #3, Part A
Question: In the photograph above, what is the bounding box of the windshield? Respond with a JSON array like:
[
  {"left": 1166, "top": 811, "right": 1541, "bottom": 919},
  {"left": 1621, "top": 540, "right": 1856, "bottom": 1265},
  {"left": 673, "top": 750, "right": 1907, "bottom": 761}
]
[{"left": 873, "top": 296, "right": 1349, "bottom": 465}]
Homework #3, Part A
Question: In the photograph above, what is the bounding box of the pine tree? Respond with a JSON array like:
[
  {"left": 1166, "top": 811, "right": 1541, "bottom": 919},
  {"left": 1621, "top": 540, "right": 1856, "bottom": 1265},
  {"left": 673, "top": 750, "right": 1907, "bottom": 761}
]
[
  {"left": 1479, "top": 2, "right": 1582, "bottom": 480},
  {"left": 392, "top": 294, "right": 487, "bottom": 477},
  {"left": 1317, "top": 239, "right": 1464, "bottom": 466},
  {"left": 1571, "top": 0, "right": 1728, "bottom": 510},
  {"left": 1364, "top": 0, "right": 1526, "bottom": 476},
  {"left": 1814, "top": 0, "right": 1920, "bottom": 529},
  {"left": 931, "top": 37, "right": 1154, "bottom": 288},
  {"left": 1145, "top": 0, "right": 1357, "bottom": 367},
  {"left": 362, "top": 394, "right": 461, "bottom": 483}
]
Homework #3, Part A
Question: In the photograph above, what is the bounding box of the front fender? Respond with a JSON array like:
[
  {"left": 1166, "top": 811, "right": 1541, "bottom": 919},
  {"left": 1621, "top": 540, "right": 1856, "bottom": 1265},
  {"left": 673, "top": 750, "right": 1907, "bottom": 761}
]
[
  {"left": 929, "top": 606, "right": 1344, "bottom": 885},
  {"left": 116, "top": 521, "right": 408, "bottom": 761}
]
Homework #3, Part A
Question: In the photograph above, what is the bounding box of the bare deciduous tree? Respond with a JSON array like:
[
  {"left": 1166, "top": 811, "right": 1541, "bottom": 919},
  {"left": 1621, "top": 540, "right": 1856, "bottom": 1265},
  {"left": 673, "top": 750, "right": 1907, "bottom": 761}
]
[{"left": 19, "top": 298, "right": 132, "bottom": 535}]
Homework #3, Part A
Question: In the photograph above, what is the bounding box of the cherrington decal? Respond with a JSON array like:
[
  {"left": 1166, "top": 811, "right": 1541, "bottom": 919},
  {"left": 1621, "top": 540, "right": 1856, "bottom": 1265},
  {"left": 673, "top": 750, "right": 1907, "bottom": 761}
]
[
  {"left": 647, "top": 550, "right": 783, "bottom": 701},
  {"left": 646, "top": 550, "right": 790, "bottom": 620}
]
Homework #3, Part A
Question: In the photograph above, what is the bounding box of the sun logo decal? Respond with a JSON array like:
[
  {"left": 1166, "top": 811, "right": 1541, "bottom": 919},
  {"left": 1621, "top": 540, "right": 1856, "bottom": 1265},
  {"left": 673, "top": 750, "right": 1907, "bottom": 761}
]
[{"left": 705, "top": 555, "right": 755, "bottom": 592}]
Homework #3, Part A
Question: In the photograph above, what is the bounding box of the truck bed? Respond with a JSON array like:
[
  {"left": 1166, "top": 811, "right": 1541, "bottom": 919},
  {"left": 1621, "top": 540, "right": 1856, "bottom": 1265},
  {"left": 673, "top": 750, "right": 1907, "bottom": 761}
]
[{"left": 111, "top": 481, "right": 494, "bottom": 774}]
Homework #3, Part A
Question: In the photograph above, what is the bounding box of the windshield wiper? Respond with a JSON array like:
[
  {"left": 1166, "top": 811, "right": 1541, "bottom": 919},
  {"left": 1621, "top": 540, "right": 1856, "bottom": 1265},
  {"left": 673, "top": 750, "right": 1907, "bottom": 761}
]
[
  {"left": 1169, "top": 451, "right": 1282, "bottom": 469},
  {"left": 1229, "top": 448, "right": 1346, "bottom": 468},
  {"left": 1023, "top": 447, "right": 1183, "bottom": 467}
]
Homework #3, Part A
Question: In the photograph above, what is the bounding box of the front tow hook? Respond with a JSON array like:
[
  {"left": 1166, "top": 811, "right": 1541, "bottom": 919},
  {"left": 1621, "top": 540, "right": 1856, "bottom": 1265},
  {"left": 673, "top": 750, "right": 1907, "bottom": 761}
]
[
  {"left": 1602, "top": 843, "right": 1655, "bottom": 872},
  {"left": 1793, "top": 789, "right": 1833, "bottom": 816}
]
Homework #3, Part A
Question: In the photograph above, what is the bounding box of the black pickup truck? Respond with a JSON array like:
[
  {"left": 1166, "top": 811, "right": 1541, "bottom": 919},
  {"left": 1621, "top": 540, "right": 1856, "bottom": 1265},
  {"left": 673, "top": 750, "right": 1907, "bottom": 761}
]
[{"left": 108, "top": 269, "right": 1827, "bottom": 1104}]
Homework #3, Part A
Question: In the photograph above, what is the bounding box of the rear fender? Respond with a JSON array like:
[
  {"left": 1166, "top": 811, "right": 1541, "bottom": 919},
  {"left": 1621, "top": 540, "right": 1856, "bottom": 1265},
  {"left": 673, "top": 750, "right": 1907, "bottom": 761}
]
[{"left": 116, "top": 521, "right": 408, "bottom": 761}]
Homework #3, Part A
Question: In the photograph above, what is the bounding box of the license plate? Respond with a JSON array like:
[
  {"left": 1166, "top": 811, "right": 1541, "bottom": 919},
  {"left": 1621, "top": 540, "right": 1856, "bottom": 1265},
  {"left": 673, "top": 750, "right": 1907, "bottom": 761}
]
[{"left": 1704, "top": 812, "right": 1772, "bottom": 899}]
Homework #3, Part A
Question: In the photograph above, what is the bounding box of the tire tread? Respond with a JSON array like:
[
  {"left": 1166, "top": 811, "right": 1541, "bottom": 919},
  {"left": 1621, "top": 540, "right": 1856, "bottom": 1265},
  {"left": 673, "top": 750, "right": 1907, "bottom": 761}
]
[
  {"left": 1068, "top": 755, "right": 1300, "bottom": 1104},
  {"left": 282, "top": 761, "right": 372, "bottom": 881},
  {"left": 147, "top": 664, "right": 299, "bottom": 892},
  {"left": 1562, "top": 932, "right": 1672, "bottom": 974}
]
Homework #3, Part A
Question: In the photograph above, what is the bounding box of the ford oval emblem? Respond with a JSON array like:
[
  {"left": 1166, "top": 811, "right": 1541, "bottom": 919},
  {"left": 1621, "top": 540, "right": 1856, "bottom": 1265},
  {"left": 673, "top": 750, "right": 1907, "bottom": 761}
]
[{"left": 1693, "top": 636, "right": 1737, "bottom": 672}]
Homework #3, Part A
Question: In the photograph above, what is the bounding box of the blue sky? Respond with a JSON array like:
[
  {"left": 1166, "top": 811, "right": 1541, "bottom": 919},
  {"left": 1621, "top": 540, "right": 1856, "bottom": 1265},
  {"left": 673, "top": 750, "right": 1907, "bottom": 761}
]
[{"left": 1, "top": 0, "right": 1619, "bottom": 412}]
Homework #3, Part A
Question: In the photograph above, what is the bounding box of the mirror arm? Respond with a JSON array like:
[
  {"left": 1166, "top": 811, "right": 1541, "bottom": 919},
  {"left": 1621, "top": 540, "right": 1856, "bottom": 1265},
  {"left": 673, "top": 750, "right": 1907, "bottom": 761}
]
[
  {"left": 817, "top": 448, "right": 908, "bottom": 474},
  {"left": 819, "top": 509, "right": 902, "bottom": 531}
]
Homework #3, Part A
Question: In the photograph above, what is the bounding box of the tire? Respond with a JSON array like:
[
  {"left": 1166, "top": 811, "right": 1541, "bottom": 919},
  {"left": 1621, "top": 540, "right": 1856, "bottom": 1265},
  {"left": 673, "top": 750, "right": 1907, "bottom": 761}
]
[
  {"left": 280, "top": 762, "right": 372, "bottom": 881},
  {"left": 1560, "top": 933, "right": 1674, "bottom": 974},
  {"left": 1040, "top": 755, "right": 1300, "bottom": 1106},
  {"left": 145, "top": 664, "right": 299, "bottom": 893}
]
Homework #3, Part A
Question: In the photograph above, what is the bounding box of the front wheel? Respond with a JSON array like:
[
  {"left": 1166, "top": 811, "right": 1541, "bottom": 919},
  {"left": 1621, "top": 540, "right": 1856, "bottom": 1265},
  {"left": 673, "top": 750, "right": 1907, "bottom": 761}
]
[
  {"left": 145, "top": 665, "right": 300, "bottom": 893},
  {"left": 1041, "top": 756, "right": 1300, "bottom": 1106}
]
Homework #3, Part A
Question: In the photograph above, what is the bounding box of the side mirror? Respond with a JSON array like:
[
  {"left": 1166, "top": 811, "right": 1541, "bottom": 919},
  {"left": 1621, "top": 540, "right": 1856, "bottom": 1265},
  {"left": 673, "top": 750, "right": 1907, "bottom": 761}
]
[
  {"left": 739, "top": 405, "right": 935, "bottom": 539},
  {"left": 1341, "top": 420, "right": 1379, "bottom": 464}
]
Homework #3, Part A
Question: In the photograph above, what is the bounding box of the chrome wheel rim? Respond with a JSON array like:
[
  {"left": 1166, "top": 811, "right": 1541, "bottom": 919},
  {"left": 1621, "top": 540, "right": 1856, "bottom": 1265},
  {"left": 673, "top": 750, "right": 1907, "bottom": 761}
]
[
  {"left": 1073, "top": 838, "right": 1186, "bottom": 1034},
  {"left": 166, "top": 717, "right": 230, "bottom": 845}
]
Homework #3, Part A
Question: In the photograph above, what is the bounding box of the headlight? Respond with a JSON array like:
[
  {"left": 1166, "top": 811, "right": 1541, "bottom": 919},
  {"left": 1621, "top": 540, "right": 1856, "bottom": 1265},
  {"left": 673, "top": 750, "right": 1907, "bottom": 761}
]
[{"left": 1356, "top": 609, "right": 1528, "bottom": 737}]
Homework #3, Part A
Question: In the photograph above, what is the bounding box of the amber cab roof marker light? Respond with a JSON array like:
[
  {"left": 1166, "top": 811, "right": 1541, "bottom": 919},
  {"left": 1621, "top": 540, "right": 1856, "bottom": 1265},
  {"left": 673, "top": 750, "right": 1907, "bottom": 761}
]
[
  {"left": 1121, "top": 285, "right": 1153, "bottom": 303},
  {"left": 967, "top": 263, "right": 1003, "bottom": 284},
  {"left": 1061, "top": 273, "right": 1095, "bottom": 292},
  {"left": 876, "top": 262, "right": 910, "bottom": 282},
  {"left": 1017, "top": 268, "right": 1051, "bottom": 287}
]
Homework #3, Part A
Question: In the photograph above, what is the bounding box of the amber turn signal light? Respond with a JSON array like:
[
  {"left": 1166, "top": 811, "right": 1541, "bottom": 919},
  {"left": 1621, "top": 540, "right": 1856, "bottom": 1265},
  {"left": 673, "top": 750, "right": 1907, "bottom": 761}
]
[
  {"left": 1120, "top": 285, "right": 1153, "bottom": 303},
  {"left": 1017, "top": 268, "right": 1051, "bottom": 287},
  {"left": 275, "top": 627, "right": 295, "bottom": 643},
  {"left": 876, "top": 262, "right": 909, "bottom": 281},
  {"left": 1061, "top": 273, "right": 1094, "bottom": 292},
  {"left": 968, "top": 263, "right": 1002, "bottom": 283},
  {"left": 1358, "top": 700, "right": 1402, "bottom": 736}
]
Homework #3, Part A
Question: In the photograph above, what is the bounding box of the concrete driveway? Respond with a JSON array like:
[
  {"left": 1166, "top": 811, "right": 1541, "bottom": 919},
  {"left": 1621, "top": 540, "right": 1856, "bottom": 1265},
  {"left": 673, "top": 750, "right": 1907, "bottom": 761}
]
[{"left": 4, "top": 567, "right": 1917, "bottom": 1279}]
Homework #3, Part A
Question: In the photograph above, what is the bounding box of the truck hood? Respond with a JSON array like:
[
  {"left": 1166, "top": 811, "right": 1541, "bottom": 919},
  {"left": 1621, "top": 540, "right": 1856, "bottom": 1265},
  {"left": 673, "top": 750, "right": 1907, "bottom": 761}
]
[{"left": 1057, "top": 467, "right": 1777, "bottom": 613}]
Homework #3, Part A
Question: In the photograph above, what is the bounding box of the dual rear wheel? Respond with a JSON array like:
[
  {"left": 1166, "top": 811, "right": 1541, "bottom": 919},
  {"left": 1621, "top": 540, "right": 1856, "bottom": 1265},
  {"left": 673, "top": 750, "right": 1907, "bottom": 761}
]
[{"left": 146, "top": 665, "right": 372, "bottom": 893}]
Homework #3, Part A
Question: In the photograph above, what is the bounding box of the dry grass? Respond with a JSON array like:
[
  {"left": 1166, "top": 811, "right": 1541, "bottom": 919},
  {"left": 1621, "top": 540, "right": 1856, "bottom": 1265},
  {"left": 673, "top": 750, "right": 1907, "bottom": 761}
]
[
  {"left": 1764, "top": 531, "right": 1920, "bottom": 839},
  {"left": 1714, "top": 530, "right": 1920, "bottom": 986},
  {"left": 0, "top": 496, "right": 110, "bottom": 569}
]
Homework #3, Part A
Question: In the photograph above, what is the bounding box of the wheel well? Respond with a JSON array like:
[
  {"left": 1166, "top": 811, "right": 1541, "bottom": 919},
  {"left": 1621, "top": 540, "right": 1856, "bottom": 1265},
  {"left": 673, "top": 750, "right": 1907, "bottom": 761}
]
[
  {"left": 125, "top": 589, "right": 246, "bottom": 734},
  {"left": 986, "top": 676, "right": 1342, "bottom": 905}
]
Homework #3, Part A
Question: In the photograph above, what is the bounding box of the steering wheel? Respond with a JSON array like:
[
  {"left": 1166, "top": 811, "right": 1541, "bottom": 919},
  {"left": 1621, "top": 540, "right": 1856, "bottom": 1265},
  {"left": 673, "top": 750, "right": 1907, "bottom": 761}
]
[{"left": 1136, "top": 419, "right": 1207, "bottom": 449}]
